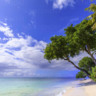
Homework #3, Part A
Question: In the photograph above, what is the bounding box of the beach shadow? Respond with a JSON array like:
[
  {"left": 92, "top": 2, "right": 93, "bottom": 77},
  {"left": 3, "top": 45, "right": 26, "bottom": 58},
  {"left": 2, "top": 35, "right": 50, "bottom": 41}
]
[{"left": 78, "top": 80, "right": 96, "bottom": 87}]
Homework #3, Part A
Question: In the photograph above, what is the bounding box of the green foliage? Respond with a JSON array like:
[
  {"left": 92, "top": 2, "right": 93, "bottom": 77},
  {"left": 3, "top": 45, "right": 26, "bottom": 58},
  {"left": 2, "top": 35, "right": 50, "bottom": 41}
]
[
  {"left": 44, "top": 34, "right": 81, "bottom": 62},
  {"left": 65, "top": 20, "right": 96, "bottom": 52},
  {"left": 91, "top": 67, "right": 96, "bottom": 82},
  {"left": 78, "top": 57, "right": 95, "bottom": 71},
  {"left": 44, "top": 35, "right": 76, "bottom": 61},
  {"left": 44, "top": 3, "right": 96, "bottom": 78},
  {"left": 45, "top": 18, "right": 96, "bottom": 62},
  {"left": 85, "top": 3, "right": 96, "bottom": 31},
  {"left": 76, "top": 57, "right": 95, "bottom": 79},
  {"left": 85, "top": 3, "right": 96, "bottom": 12},
  {"left": 76, "top": 71, "right": 86, "bottom": 78},
  {"left": 44, "top": 36, "right": 68, "bottom": 61}
]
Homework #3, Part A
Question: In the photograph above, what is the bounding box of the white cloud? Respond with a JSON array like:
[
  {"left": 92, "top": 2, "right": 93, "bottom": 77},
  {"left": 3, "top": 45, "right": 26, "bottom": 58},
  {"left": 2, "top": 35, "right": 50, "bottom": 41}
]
[
  {"left": 0, "top": 69, "right": 38, "bottom": 77},
  {"left": 0, "top": 21, "right": 92, "bottom": 77},
  {"left": 5, "top": 36, "right": 32, "bottom": 48},
  {"left": 0, "top": 23, "right": 49, "bottom": 77},
  {"left": 53, "top": 0, "right": 75, "bottom": 9},
  {"left": 0, "top": 22, "right": 14, "bottom": 37}
]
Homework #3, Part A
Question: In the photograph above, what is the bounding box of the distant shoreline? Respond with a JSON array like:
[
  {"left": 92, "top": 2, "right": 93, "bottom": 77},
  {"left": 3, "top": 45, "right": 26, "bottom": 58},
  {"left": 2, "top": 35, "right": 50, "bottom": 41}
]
[{"left": 0, "top": 77, "right": 76, "bottom": 79}]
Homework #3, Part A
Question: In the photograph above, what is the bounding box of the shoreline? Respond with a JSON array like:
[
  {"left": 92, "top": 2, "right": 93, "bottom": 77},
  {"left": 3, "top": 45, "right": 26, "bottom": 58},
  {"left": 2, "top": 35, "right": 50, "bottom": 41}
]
[
  {"left": 56, "top": 79, "right": 79, "bottom": 96},
  {"left": 61, "top": 79, "right": 96, "bottom": 96}
]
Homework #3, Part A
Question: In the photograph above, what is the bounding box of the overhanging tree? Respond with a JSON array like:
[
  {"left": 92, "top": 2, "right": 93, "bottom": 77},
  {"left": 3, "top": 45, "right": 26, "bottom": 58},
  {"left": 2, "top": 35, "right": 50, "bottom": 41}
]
[
  {"left": 44, "top": 3, "right": 96, "bottom": 79},
  {"left": 85, "top": 3, "right": 96, "bottom": 31},
  {"left": 44, "top": 35, "right": 90, "bottom": 76},
  {"left": 76, "top": 71, "right": 87, "bottom": 79},
  {"left": 78, "top": 57, "right": 95, "bottom": 71},
  {"left": 65, "top": 20, "right": 96, "bottom": 65},
  {"left": 76, "top": 57, "right": 95, "bottom": 78}
]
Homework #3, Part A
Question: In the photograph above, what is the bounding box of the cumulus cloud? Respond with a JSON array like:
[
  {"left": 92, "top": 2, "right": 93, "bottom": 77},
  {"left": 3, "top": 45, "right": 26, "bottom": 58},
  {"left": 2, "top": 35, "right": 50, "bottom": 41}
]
[
  {"left": 0, "top": 22, "right": 14, "bottom": 37},
  {"left": 0, "top": 22, "right": 48, "bottom": 76},
  {"left": 46, "top": 0, "right": 75, "bottom": 9},
  {"left": 0, "top": 21, "right": 91, "bottom": 77},
  {"left": 53, "top": 0, "right": 75, "bottom": 9}
]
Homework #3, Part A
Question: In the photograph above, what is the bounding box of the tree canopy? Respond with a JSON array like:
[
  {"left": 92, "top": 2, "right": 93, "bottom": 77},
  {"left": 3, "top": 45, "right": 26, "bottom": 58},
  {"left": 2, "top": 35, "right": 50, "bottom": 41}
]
[
  {"left": 85, "top": 3, "right": 96, "bottom": 31},
  {"left": 44, "top": 3, "right": 96, "bottom": 80},
  {"left": 44, "top": 35, "right": 90, "bottom": 76},
  {"left": 44, "top": 36, "right": 68, "bottom": 61},
  {"left": 76, "top": 57, "right": 95, "bottom": 79},
  {"left": 44, "top": 35, "right": 79, "bottom": 61},
  {"left": 76, "top": 71, "right": 87, "bottom": 79},
  {"left": 65, "top": 19, "right": 96, "bottom": 65},
  {"left": 78, "top": 57, "right": 95, "bottom": 71}
]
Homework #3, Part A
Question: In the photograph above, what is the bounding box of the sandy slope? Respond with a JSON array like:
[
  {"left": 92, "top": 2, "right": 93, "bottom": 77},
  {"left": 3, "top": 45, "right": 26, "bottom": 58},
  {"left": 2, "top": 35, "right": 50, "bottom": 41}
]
[{"left": 63, "top": 79, "right": 96, "bottom": 96}]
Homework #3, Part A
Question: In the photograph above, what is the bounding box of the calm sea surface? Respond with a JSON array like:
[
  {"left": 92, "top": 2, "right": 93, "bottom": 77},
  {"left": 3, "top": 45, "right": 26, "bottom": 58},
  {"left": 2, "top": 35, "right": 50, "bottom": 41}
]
[{"left": 0, "top": 77, "right": 76, "bottom": 96}]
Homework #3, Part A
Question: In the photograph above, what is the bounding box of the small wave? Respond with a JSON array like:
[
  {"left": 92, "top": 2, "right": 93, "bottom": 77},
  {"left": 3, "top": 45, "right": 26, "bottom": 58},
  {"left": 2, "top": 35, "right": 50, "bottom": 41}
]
[{"left": 56, "top": 90, "right": 66, "bottom": 96}]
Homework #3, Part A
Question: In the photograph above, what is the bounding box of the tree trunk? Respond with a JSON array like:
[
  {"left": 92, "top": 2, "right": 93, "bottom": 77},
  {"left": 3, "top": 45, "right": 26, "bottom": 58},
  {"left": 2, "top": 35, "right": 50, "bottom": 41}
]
[
  {"left": 85, "top": 46, "right": 96, "bottom": 65},
  {"left": 67, "top": 58, "right": 90, "bottom": 77},
  {"left": 89, "top": 52, "right": 96, "bottom": 65}
]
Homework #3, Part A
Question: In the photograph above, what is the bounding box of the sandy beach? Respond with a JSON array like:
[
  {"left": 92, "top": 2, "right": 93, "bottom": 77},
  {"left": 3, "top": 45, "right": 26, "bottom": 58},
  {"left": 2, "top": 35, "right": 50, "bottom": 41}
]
[{"left": 63, "top": 79, "right": 96, "bottom": 96}]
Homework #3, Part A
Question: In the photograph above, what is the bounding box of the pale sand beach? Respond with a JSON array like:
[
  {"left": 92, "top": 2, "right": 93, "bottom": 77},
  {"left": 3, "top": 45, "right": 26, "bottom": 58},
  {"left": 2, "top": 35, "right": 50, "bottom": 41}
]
[{"left": 63, "top": 79, "right": 96, "bottom": 96}]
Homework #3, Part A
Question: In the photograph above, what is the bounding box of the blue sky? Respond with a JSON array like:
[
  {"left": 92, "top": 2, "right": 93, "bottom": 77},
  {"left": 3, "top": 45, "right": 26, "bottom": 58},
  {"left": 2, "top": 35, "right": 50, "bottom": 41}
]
[{"left": 0, "top": 0, "right": 94, "bottom": 77}]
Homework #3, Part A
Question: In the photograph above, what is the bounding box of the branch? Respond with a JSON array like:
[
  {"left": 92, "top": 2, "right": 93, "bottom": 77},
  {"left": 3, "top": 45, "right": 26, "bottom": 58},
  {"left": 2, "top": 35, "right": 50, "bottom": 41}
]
[
  {"left": 67, "top": 58, "right": 90, "bottom": 76},
  {"left": 85, "top": 45, "right": 96, "bottom": 65},
  {"left": 85, "top": 46, "right": 89, "bottom": 54}
]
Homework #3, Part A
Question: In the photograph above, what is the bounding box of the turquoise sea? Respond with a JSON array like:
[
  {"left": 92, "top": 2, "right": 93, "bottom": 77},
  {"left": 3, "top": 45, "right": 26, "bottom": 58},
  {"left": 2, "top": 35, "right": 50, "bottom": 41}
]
[{"left": 0, "top": 77, "right": 76, "bottom": 96}]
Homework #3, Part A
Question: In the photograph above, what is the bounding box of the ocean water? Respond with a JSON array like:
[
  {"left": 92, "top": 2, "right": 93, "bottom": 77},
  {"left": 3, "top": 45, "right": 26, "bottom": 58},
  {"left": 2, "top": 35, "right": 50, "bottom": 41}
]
[{"left": 0, "top": 77, "right": 76, "bottom": 96}]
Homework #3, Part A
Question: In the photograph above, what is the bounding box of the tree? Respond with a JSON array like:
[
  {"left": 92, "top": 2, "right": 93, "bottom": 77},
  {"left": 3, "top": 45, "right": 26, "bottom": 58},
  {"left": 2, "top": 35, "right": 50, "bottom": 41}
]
[
  {"left": 76, "top": 71, "right": 87, "bottom": 79},
  {"left": 44, "top": 35, "right": 90, "bottom": 76},
  {"left": 65, "top": 20, "right": 96, "bottom": 65},
  {"left": 78, "top": 57, "right": 95, "bottom": 71},
  {"left": 44, "top": 3, "right": 96, "bottom": 80},
  {"left": 85, "top": 3, "right": 96, "bottom": 31},
  {"left": 91, "top": 67, "right": 96, "bottom": 81},
  {"left": 76, "top": 57, "right": 95, "bottom": 78}
]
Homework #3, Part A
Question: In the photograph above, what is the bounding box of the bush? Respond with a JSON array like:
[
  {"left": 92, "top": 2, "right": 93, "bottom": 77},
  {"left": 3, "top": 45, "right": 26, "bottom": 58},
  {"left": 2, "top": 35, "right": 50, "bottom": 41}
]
[
  {"left": 91, "top": 67, "right": 96, "bottom": 82},
  {"left": 76, "top": 71, "right": 87, "bottom": 79},
  {"left": 76, "top": 57, "right": 95, "bottom": 79},
  {"left": 78, "top": 57, "right": 95, "bottom": 71}
]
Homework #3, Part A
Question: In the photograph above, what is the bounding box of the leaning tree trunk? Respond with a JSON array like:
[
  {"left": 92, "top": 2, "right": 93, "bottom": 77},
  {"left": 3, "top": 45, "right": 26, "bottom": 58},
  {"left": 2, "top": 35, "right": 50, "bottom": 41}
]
[
  {"left": 67, "top": 58, "right": 90, "bottom": 77},
  {"left": 88, "top": 52, "right": 96, "bottom": 65},
  {"left": 85, "top": 45, "right": 96, "bottom": 65}
]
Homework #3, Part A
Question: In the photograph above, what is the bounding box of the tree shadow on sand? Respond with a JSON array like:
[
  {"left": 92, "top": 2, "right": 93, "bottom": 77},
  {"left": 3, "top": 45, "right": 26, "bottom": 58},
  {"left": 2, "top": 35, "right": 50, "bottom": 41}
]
[{"left": 77, "top": 80, "right": 96, "bottom": 87}]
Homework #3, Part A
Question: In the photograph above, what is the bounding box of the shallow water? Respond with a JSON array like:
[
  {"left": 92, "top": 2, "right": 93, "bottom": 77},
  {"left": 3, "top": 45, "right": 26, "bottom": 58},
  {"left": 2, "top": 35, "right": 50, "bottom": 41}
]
[{"left": 0, "top": 77, "right": 76, "bottom": 96}]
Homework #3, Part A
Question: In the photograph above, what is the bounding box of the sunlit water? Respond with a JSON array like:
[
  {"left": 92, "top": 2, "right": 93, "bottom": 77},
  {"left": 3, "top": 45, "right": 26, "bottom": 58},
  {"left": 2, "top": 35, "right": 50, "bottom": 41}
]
[{"left": 0, "top": 77, "right": 76, "bottom": 96}]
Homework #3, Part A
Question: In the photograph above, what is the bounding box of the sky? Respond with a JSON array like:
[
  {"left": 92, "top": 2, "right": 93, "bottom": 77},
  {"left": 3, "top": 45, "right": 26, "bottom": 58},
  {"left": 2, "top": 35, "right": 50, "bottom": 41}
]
[{"left": 0, "top": 0, "right": 95, "bottom": 77}]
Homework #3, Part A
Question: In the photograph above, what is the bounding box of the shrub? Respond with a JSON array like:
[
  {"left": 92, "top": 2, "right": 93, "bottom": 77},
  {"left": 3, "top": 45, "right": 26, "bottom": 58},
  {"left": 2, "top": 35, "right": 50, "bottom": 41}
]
[
  {"left": 91, "top": 67, "right": 96, "bottom": 82},
  {"left": 76, "top": 71, "right": 87, "bottom": 79},
  {"left": 76, "top": 57, "right": 95, "bottom": 79}
]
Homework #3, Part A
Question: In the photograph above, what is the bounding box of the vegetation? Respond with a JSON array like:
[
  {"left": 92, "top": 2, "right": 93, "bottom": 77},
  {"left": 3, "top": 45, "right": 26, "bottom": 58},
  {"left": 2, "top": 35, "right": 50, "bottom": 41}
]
[
  {"left": 65, "top": 19, "right": 96, "bottom": 65},
  {"left": 76, "top": 57, "right": 95, "bottom": 79},
  {"left": 91, "top": 67, "right": 96, "bottom": 82},
  {"left": 78, "top": 57, "right": 95, "bottom": 71},
  {"left": 44, "top": 3, "right": 96, "bottom": 81},
  {"left": 44, "top": 36, "right": 90, "bottom": 76},
  {"left": 76, "top": 71, "right": 86, "bottom": 79},
  {"left": 85, "top": 3, "right": 96, "bottom": 31}
]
